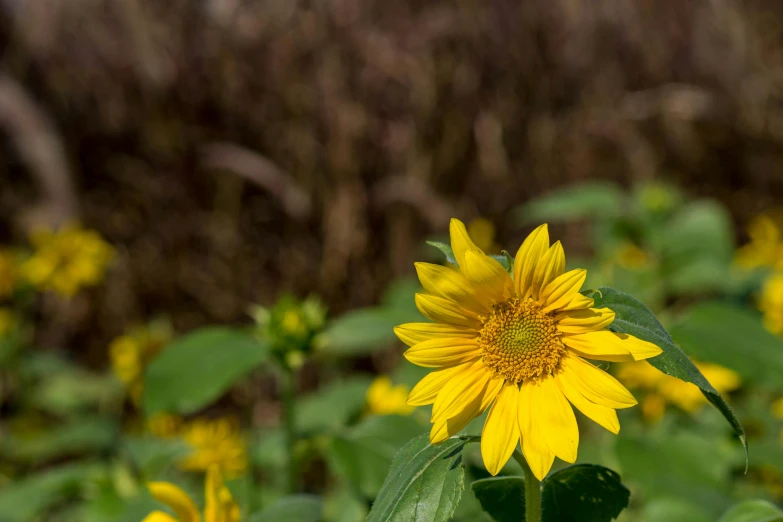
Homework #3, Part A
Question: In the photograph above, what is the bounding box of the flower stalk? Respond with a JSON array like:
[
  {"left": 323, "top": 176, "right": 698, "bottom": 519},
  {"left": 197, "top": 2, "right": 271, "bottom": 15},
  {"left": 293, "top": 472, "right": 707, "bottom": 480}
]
[
  {"left": 514, "top": 450, "right": 542, "bottom": 522},
  {"left": 282, "top": 365, "right": 298, "bottom": 493}
]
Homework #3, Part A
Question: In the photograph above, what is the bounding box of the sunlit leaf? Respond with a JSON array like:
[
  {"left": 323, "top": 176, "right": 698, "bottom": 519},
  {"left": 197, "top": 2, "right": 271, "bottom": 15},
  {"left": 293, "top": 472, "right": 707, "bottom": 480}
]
[
  {"left": 718, "top": 500, "right": 783, "bottom": 522},
  {"left": 143, "top": 327, "right": 269, "bottom": 415},
  {"left": 591, "top": 287, "right": 747, "bottom": 463},
  {"left": 367, "top": 433, "right": 467, "bottom": 522}
]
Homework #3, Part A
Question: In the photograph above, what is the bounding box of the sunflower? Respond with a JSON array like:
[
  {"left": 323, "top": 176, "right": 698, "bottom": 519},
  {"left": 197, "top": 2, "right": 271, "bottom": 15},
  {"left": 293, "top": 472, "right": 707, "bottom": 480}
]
[
  {"left": 395, "top": 219, "right": 663, "bottom": 479},
  {"left": 143, "top": 465, "right": 240, "bottom": 522}
]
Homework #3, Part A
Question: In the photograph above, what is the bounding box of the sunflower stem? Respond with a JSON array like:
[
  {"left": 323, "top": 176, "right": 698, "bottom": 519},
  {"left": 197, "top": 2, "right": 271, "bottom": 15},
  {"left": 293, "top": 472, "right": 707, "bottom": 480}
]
[
  {"left": 513, "top": 450, "right": 542, "bottom": 522},
  {"left": 282, "top": 365, "right": 297, "bottom": 493}
]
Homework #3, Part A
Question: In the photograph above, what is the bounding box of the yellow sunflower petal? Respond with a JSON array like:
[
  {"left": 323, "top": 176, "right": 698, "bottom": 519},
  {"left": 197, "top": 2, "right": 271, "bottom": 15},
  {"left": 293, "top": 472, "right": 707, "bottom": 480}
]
[
  {"left": 540, "top": 269, "right": 587, "bottom": 313},
  {"left": 556, "top": 308, "right": 615, "bottom": 334},
  {"left": 450, "top": 218, "right": 484, "bottom": 270},
  {"left": 147, "top": 482, "right": 201, "bottom": 522},
  {"left": 561, "top": 330, "right": 634, "bottom": 362},
  {"left": 531, "top": 241, "right": 565, "bottom": 299},
  {"left": 518, "top": 383, "right": 555, "bottom": 481},
  {"left": 532, "top": 377, "right": 578, "bottom": 463},
  {"left": 566, "top": 356, "right": 637, "bottom": 408},
  {"left": 205, "top": 465, "right": 239, "bottom": 522},
  {"left": 394, "top": 322, "right": 478, "bottom": 347},
  {"left": 415, "top": 262, "right": 489, "bottom": 313},
  {"left": 556, "top": 369, "right": 620, "bottom": 434},
  {"left": 513, "top": 224, "right": 550, "bottom": 299},
  {"left": 142, "top": 512, "right": 180, "bottom": 522},
  {"left": 614, "top": 332, "right": 663, "bottom": 361},
  {"left": 408, "top": 361, "right": 477, "bottom": 406},
  {"left": 430, "top": 376, "right": 504, "bottom": 443},
  {"left": 481, "top": 383, "right": 520, "bottom": 476},
  {"left": 463, "top": 250, "right": 513, "bottom": 302},
  {"left": 404, "top": 338, "right": 481, "bottom": 367},
  {"left": 431, "top": 362, "right": 493, "bottom": 422},
  {"left": 415, "top": 293, "right": 482, "bottom": 329},
  {"left": 559, "top": 293, "right": 595, "bottom": 312}
]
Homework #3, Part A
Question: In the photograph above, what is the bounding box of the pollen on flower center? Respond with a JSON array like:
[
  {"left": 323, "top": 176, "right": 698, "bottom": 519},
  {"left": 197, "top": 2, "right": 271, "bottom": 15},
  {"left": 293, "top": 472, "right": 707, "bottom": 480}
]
[{"left": 479, "top": 297, "right": 566, "bottom": 384}]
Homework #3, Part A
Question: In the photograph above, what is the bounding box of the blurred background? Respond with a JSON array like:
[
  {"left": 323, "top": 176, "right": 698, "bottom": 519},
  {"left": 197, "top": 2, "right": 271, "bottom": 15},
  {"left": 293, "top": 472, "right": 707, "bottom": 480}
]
[{"left": 2, "top": 0, "right": 783, "bottom": 521}]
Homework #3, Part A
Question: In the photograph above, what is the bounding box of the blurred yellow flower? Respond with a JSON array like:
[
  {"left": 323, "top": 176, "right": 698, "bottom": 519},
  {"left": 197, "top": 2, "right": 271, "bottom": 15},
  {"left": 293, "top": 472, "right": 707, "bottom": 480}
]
[
  {"left": 144, "top": 465, "right": 240, "bottom": 522},
  {"left": 365, "top": 376, "right": 414, "bottom": 416},
  {"left": 467, "top": 217, "right": 499, "bottom": 253},
  {"left": 0, "top": 308, "right": 15, "bottom": 337},
  {"left": 773, "top": 397, "right": 783, "bottom": 419},
  {"left": 615, "top": 242, "right": 651, "bottom": 270},
  {"left": 110, "top": 325, "right": 170, "bottom": 404},
  {"left": 178, "top": 417, "right": 247, "bottom": 478},
  {"left": 735, "top": 214, "right": 783, "bottom": 271},
  {"left": 759, "top": 272, "right": 783, "bottom": 336},
  {"left": 22, "top": 225, "right": 114, "bottom": 297},
  {"left": 0, "top": 249, "right": 18, "bottom": 299},
  {"left": 146, "top": 413, "right": 184, "bottom": 439},
  {"left": 617, "top": 360, "right": 740, "bottom": 422}
]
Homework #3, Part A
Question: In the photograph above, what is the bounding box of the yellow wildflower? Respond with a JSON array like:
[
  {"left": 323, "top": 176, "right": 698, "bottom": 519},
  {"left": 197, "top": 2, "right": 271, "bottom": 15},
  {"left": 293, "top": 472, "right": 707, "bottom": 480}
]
[
  {"left": 615, "top": 242, "right": 650, "bottom": 270},
  {"left": 110, "top": 325, "right": 169, "bottom": 404},
  {"left": 773, "top": 397, "right": 783, "bottom": 419},
  {"left": 759, "top": 272, "right": 783, "bottom": 335},
  {"left": 178, "top": 417, "right": 247, "bottom": 478},
  {"left": 22, "top": 225, "right": 114, "bottom": 297},
  {"left": 467, "top": 217, "right": 499, "bottom": 253},
  {"left": 144, "top": 465, "right": 240, "bottom": 522},
  {"left": 396, "top": 219, "right": 662, "bottom": 479},
  {"left": 366, "top": 376, "right": 414, "bottom": 416},
  {"left": 0, "top": 249, "right": 18, "bottom": 299},
  {"left": 0, "top": 308, "right": 15, "bottom": 337},
  {"left": 617, "top": 360, "right": 740, "bottom": 422},
  {"left": 735, "top": 214, "right": 783, "bottom": 270}
]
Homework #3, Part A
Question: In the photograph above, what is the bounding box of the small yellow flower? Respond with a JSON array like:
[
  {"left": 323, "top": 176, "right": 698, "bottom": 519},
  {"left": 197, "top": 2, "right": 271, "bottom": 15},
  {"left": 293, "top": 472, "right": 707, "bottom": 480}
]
[
  {"left": 110, "top": 325, "right": 169, "bottom": 404},
  {"left": 467, "top": 217, "right": 499, "bottom": 253},
  {"left": 615, "top": 242, "right": 650, "bottom": 270},
  {"left": 735, "top": 214, "right": 783, "bottom": 271},
  {"left": 366, "top": 376, "right": 415, "bottom": 416},
  {"left": 178, "top": 418, "right": 247, "bottom": 478},
  {"left": 22, "top": 224, "right": 114, "bottom": 297},
  {"left": 0, "top": 249, "right": 18, "bottom": 299},
  {"left": 0, "top": 308, "right": 15, "bottom": 337},
  {"left": 617, "top": 360, "right": 740, "bottom": 422},
  {"left": 396, "top": 219, "right": 663, "bottom": 479},
  {"left": 759, "top": 272, "right": 783, "bottom": 335},
  {"left": 143, "top": 465, "right": 240, "bottom": 522}
]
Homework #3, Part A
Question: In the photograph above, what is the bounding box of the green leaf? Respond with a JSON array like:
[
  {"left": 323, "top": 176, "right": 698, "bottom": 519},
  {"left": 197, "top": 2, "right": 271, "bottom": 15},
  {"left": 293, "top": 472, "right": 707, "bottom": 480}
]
[
  {"left": 0, "top": 418, "right": 118, "bottom": 463},
  {"left": 367, "top": 433, "right": 467, "bottom": 522},
  {"left": 321, "top": 308, "right": 420, "bottom": 356},
  {"left": 641, "top": 498, "right": 713, "bottom": 522},
  {"left": 297, "top": 376, "right": 373, "bottom": 434},
  {"left": 0, "top": 461, "right": 100, "bottom": 521},
  {"left": 122, "top": 436, "right": 191, "bottom": 476},
  {"left": 512, "top": 182, "right": 623, "bottom": 224},
  {"left": 718, "top": 500, "right": 783, "bottom": 522},
  {"left": 326, "top": 415, "right": 425, "bottom": 498},
  {"left": 592, "top": 286, "right": 747, "bottom": 462},
  {"left": 426, "top": 241, "right": 457, "bottom": 265},
  {"left": 541, "top": 464, "right": 629, "bottom": 522},
  {"left": 143, "top": 327, "right": 269, "bottom": 415},
  {"left": 250, "top": 494, "right": 323, "bottom": 522},
  {"left": 471, "top": 476, "right": 526, "bottom": 522},
  {"left": 669, "top": 302, "right": 783, "bottom": 388}
]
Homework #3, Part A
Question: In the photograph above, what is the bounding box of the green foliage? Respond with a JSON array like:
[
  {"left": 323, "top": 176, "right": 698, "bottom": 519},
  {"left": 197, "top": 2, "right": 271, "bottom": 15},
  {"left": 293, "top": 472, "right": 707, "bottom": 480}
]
[
  {"left": 541, "top": 465, "right": 630, "bottom": 522},
  {"left": 472, "top": 476, "right": 526, "bottom": 522},
  {"left": 326, "top": 415, "right": 424, "bottom": 498},
  {"left": 0, "top": 418, "right": 118, "bottom": 463},
  {"left": 670, "top": 302, "right": 783, "bottom": 388},
  {"left": 366, "top": 433, "right": 468, "bottom": 522},
  {"left": 472, "top": 465, "right": 630, "bottom": 522},
  {"left": 143, "top": 327, "right": 269, "bottom": 414},
  {"left": 321, "top": 308, "right": 419, "bottom": 356},
  {"left": 718, "top": 500, "right": 783, "bottom": 522},
  {"left": 297, "top": 376, "right": 373, "bottom": 434},
  {"left": 250, "top": 494, "right": 323, "bottom": 522},
  {"left": 591, "top": 286, "right": 747, "bottom": 460},
  {"left": 513, "top": 182, "right": 624, "bottom": 223},
  {"left": 426, "top": 241, "right": 457, "bottom": 265}
]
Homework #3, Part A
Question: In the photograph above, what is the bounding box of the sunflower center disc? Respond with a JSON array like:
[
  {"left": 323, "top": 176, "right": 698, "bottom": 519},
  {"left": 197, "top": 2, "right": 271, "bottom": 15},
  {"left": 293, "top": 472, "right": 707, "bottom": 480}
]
[{"left": 479, "top": 298, "right": 566, "bottom": 383}]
